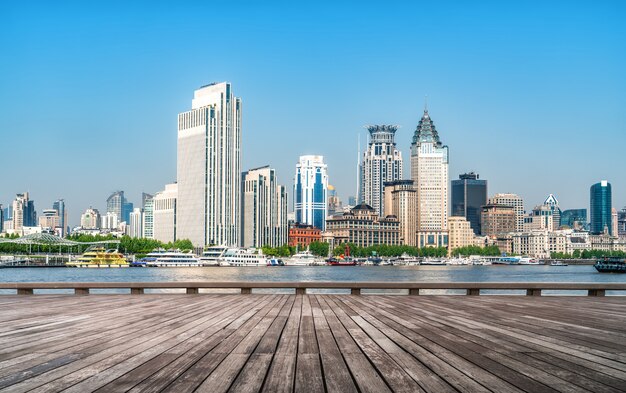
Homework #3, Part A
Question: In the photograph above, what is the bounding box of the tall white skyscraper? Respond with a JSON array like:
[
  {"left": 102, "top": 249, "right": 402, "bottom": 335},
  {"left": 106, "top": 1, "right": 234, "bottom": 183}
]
[
  {"left": 410, "top": 108, "right": 449, "bottom": 247},
  {"left": 129, "top": 208, "right": 143, "bottom": 238},
  {"left": 177, "top": 82, "right": 242, "bottom": 247},
  {"left": 241, "top": 166, "right": 288, "bottom": 248},
  {"left": 294, "top": 155, "right": 328, "bottom": 230},
  {"left": 360, "top": 125, "right": 403, "bottom": 216}
]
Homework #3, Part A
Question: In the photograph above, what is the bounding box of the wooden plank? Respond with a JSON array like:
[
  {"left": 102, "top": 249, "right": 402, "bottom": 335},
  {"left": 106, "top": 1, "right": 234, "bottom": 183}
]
[{"left": 295, "top": 295, "right": 324, "bottom": 393}]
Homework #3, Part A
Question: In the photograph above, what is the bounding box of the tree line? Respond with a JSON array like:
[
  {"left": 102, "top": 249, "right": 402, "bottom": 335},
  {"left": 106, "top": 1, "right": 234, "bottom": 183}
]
[{"left": 551, "top": 250, "right": 626, "bottom": 259}]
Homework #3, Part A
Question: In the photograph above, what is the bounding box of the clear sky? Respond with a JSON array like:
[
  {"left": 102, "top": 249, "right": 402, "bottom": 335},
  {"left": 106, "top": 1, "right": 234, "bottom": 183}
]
[{"left": 1, "top": 0, "right": 625, "bottom": 227}]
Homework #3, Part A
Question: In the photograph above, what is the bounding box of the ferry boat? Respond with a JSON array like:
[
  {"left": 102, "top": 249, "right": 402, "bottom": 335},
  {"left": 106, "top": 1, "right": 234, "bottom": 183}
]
[
  {"left": 199, "top": 245, "right": 227, "bottom": 266},
  {"left": 67, "top": 248, "right": 129, "bottom": 268},
  {"left": 285, "top": 251, "right": 325, "bottom": 266},
  {"left": 518, "top": 257, "right": 540, "bottom": 265},
  {"left": 550, "top": 260, "right": 568, "bottom": 267},
  {"left": 326, "top": 257, "right": 358, "bottom": 266},
  {"left": 492, "top": 256, "right": 520, "bottom": 265},
  {"left": 266, "top": 258, "right": 284, "bottom": 266},
  {"left": 142, "top": 249, "right": 200, "bottom": 267},
  {"left": 420, "top": 258, "right": 447, "bottom": 266},
  {"left": 219, "top": 248, "right": 268, "bottom": 267},
  {"left": 594, "top": 257, "right": 626, "bottom": 273}
]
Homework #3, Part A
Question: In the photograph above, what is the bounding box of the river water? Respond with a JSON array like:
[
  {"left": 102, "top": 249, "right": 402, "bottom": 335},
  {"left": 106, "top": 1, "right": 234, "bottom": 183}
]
[{"left": 1, "top": 265, "right": 625, "bottom": 295}]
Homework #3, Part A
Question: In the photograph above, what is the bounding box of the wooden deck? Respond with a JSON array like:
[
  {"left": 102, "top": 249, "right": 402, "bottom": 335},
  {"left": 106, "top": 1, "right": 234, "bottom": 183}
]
[{"left": 0, "top": 295, "right": 625, "bottom": 392}]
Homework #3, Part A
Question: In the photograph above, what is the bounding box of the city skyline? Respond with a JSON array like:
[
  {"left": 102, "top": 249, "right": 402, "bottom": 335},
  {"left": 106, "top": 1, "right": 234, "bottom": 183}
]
[{"left": 1, "top": 1, "right": 625, "bottom": 227}]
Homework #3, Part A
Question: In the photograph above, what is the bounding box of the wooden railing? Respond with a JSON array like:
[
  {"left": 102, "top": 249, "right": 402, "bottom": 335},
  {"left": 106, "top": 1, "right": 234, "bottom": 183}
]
[{"left": 1, "top": 282, "right": 625, "bottom": 296}]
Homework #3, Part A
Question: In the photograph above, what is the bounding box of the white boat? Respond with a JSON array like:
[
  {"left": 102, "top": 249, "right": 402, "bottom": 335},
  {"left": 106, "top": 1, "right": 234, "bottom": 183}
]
[
  {"left": 143, "top": 249, "right": 200, "bottom": 267},
  {"left": 420, "top": 258, "right": 446, "bottom": 266},
  {"left": 518, "top": 257, "right": 540, "bottom": 265},
  {"left": 199, "top": 245, "right": 227, "bottom": 266},
  {"left": 219, "top": 248, "right": 268, "bottom": 267},
  {"left": 285, "top": 251, "right": 325, "bottom": 266},
  {"left": 395, "top": 253, "right": 419, "bottom": 265}
]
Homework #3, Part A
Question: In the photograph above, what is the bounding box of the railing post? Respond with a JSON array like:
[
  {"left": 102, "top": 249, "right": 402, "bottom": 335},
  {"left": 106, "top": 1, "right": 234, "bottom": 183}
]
[
  {"left": 467, "top": 288, "right": 480, "bottom": 296},
  {"left": 241, "top": 288, "right": 251, "bottom": 294},
  {"left": 131, "top": 288, "right": 144, "bottom": 295},
  {"left": 75, "top": 288, "right": 89, "bottom": 295},
  {"left": 409, "top": 289, "right": 420, "bottom": 296},
  {"left": 351, "top": 288, "right": 361, "bottom": 295},
  {"left": 588, "top": 289, "right": 605, "bottom": 297},
  {"left": 526, "top": 289, "right": 542, "bottom": 296},
  {"left": 186, "top": 288, "right": 199, "bottom": 295},
  {"left": 17, "top": 288, "right": 34, "bottom": 295},
  {"left": 295, "top": 288, "right": 306, "bottom": 295}
]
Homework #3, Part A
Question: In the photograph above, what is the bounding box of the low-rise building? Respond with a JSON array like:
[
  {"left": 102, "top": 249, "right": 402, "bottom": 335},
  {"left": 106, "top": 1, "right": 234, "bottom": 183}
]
[
  {"left": 481, "top": 204, "right": 516, "bottom": 237},
  {"left": 447, "top": 216, "right": 475, "bottom": 254},
  {"left": 325, "top": 203, "right": 400, "bottom": 248},
  {"left": 153, "top": 183, "right": 178, "bottom": 244},
  {"left": 288, "top": 223, "right": 321, "bottom": 248}
]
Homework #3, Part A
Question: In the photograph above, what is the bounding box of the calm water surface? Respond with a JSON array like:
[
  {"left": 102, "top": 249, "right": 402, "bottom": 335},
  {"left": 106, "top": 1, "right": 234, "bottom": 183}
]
[{"left": 1, "top": 265, "right": 624, "bottom": 295}]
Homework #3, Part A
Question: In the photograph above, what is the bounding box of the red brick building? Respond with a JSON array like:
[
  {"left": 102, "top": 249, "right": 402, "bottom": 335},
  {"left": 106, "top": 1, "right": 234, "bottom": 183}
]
[{"left": 288, "top": 223, "right": 321, "bottom": 247}]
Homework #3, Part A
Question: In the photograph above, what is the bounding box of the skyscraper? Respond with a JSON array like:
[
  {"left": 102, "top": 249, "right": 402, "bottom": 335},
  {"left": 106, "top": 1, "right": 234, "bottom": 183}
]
[
  {"left": 560, "top": 209, "right": 587, "bottom": 229},
  {"left": 142, "top": 194, "right": 154, "bottom": 239},
  {"left": 122, "top": 201, "right": 134, "bottom": 224},
  {"left": 153, "top": 183, "right": 178, "bottom": 243},
  {"left": 451, "top": 172, "right": 487, "bottom": 236},
  {"left": 294, "top": 155, "right": 328, "bottom": 230},
  {"left": 590, "top": 180, "right": 612, "bottom": 235},
  {"left": 106, "top": 191, "right": 125, "bottom": 222},
  {"left": 177, "top": 82, "right": 242, "bottom": 247},
  {"left": 383, "top": 180, "right": 417, "bottom": 246},
  {"left": 489, "top": 193, "right": 524, "bottom": 232},
  {"left": 52, "top": 199, "right": 67, "bottom": 236},
  {"left": 241, "top": 166, "right": 288, "bottom": 248},
  {"left": 359, "top": 125, "right": 403, "bottom": 215},
  {"left": 410, "top": 108, "right": 449, "bottom": 247},
  {"left": 80, "top": 208, "right": 101, "bottom": 229},
  {"left": 129, "top": 208, "right": 143, "bottom": 238},
  {"left": 543, "top": 194, "right": 561, "bottom": 230},
  {"left": 618, "top": 207, "right": 626, "bottom": 235},
  {"left": 11, "top": 192, "right": 36, "bottom": 231}
]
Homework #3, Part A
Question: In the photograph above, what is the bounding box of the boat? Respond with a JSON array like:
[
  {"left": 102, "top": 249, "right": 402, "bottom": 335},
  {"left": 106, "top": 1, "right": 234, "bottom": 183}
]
[
  {"left": 326, "top": 257, "right": 357, "bottom": 266},
  {"left": 518, "top": 257, "right": 540, "bottom": 265},
  {"left": 219, "top": 248, "right": 268, "bottom": 267},
  {"left": 199, "top": 245, "right": 228, "bottom": 266},
  {"left": 141, "top": 249, "right": 200, "bottom": 267},
  {"left": 594, "top": 257, "right": 626, "bottom": 273},
  {"left": 550, "top": 260, "right": 568, "bottom": 267},
  {"left": 492, "top": 256, "right": 520, "bottom": 265},
  {"left": 67, "top": 247, "right": 128, "bottom": 268},
  {"left": 266, "top": 258, "right": 284, "bottom": 266},
  {"left": 420, "top": 258, "right": 446, "bottom": 266},
  {"left": 285, "top": 251, "right": 325, "bottom": 266}
]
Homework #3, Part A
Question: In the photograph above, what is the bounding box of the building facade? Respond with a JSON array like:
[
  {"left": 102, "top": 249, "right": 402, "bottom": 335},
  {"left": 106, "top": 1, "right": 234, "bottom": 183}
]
[
  {"left": 142, "top": 195, "right": 154, "bottom": 239},
  {"left": 294, "top": 155, "right": 328, "bottom": 230},
  {"left": 447, "top": 216, "right": 476, "bottom": 254},
  {"left": 80, "top": 208, "right": 100, "bottom": 229},
  {"left": 10, "top": 193, "right": 36, "bottom": 233},
  {"left": 590, "top": 180, "right": 612, "bottom": 235},
  {"left": 451, "top": 172, "right": 487, "bottom": 236},
  {"left": 177, "top": 82, "right": 242, "bottom": 247},
  {"left": 241, "top": 166, "right": 288, "bottom": 248},
  {"left": 383, "top": 180, "right": 417, "bottom": 246},
  {"left": 481, "top": 204, "right": 516, "bottom": 236},
  {"left": 153, "top": 183, "right": 178, "bottom": 244},
  {"left": 106, "top": 191, "right": 125, "bottom": 223},
  {"left": 543, "top": 194, "right": 561, "bottom": 230},
  {"left": 488, "top": 193, "right": 524, "bottom": 232},
  {"left": 325, "top": 203, "right": 400, "bottom": 248},
  {"left": 410, "top": 108, "right": 449, "bottom": 247},
  {"left": 359, "top": 125, "right": 403, "bottom": 216},
  {"left": 561, "top": 209, "right": 587, "bottom": 230},
  {"left": 288, "top": 223, "right": 322, "bottom": 248},
  {"left": 38, "top": 209, "right": 60, "bottom": 234},
  {"left": 129, "top": 208, "right": 143, "bottom": 238},
  {"left": 618, "top": 207, "right": 626, "bottom": 236}
]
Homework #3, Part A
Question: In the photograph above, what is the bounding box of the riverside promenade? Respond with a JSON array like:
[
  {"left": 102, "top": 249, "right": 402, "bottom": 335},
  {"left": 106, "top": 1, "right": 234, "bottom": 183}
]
[{"left": 0, "top": 283, "right": 625, "bottom": 392}]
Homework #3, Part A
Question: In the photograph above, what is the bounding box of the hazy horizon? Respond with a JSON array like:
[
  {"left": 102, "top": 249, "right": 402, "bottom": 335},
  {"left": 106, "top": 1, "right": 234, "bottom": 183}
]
[{"left": 1, "top": 1, "right": 625, "bottom": 227}]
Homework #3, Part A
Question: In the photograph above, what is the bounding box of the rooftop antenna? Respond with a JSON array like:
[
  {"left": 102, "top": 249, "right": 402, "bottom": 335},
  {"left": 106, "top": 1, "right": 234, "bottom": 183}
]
[
  {"left": 424, "top": 94, "right": 428, "bottom": 113},
  {"left": 356, "top": 132, "right": 361, "bottom": 204}
]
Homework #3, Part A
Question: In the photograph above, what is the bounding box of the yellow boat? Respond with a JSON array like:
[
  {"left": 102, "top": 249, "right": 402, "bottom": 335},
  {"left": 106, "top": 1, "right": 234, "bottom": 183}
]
[{"left": 67, "top": 247, "right": 129, "bottom": 268}]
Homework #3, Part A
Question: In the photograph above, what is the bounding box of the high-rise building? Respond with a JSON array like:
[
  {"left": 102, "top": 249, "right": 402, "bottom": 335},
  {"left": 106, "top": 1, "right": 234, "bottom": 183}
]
[
  {"left": 524, "top": 204, "right": 554, "bottom": 231},
  {"left": 39, "top": 209, "right": 60, "bottom": 233},
  {"left": 142, "top": 194, "right": 154, "bottom": 239},
  {"left": 347, "top": 196, "right": 357, "bottom": 206},
  {"left": 80, "top": 208, "right": 101, "bottom": 229},
  {"left": 294, "top": 155, "right": 328, "bottom": 230},
  {"left": 129, "top": 208, "right": 143, "bottom": 238},
  {"left": 590, "top": 180, "right": 612, "bottom": 235},
  {"left": 52, "top": 199, "right": 67, "bottom": 236},
  {"left": 383, "top": 180, "right": 417, "bottom": 246},
  {"left": 241, "top": 166, "right": 288, "bottom": 248},
  {"left": 0, "top": 204, "right": 3, "bottom": 233},
  {"left": 11, "top": 193, "right": 36, "bottom": 232},
  {"left": 451, "top": 172, "right": 487, "bottom": 236},
  {"left": 359, "top": 125, "right": 403, "bottom": 216},
  {"left": 410, "top": 108, "right": 449, "bottom": 247},
  {"left": 153, "top": 183, "right": 178, "bottom": 243},
  {"left": 618, "top": 207, "right": 626, "bottom": 236},
  {"left": 325, "top": 203, "right": 400, "bottom": 247},
  {"left": 177, "top": 82, "right": 241, "bottom": 247},
  {"left": 543, "top": 194, "right": 561, "bottom": 230},
  {"left": 561, "top": 209, "right": 587, "bottom": 230},
  {"left": 481, "top": 204, "right": 516, "bottom": 236},
  {"left": 122, "top": 201, "right": 134, "bottom": 224},
  {"left": 489, "top": 193, "right": 524, "bottom": 231},
  {"left": 101, "top": 212, "right": 119, "bottom": 230},
  {"left": 106, "top": 191, "right": 124, "bottom": 222},
  {"left": 612, "top": 208, "right": 618, "bottom": 238},
  {"left": 327, "top": 185, "right": 342, "bottom": 216}
]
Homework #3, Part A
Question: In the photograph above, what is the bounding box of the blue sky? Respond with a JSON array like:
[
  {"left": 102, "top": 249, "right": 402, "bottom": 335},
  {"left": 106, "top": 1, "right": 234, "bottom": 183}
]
[{"left": 1, "top": 0, "right": 625, "bottom": 227}]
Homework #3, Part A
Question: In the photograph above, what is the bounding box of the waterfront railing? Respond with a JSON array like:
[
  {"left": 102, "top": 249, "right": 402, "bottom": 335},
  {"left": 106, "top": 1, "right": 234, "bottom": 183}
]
[{"left": 1, "top": 281, "right": 625, "bottom": 296}]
